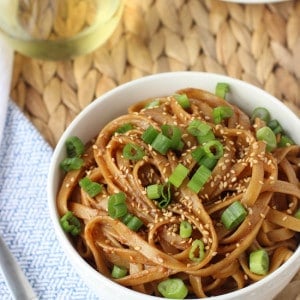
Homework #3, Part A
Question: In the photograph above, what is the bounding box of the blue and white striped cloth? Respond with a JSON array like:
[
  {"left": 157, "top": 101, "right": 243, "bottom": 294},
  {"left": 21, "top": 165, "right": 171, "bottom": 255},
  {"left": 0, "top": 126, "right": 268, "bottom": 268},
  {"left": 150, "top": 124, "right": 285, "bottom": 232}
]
[{"left": 0, "top": 101, "right": 98, "bottom": 299}]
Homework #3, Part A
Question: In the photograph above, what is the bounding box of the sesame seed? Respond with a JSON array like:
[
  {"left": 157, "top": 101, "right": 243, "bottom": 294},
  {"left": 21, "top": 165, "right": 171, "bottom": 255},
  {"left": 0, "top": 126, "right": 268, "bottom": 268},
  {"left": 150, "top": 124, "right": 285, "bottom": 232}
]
[
  {"left": 231, "top": 177, "right": 237, "bottom": 183},
  {"left": 157, "top": 257, "right": 164, "bottom": 263}
]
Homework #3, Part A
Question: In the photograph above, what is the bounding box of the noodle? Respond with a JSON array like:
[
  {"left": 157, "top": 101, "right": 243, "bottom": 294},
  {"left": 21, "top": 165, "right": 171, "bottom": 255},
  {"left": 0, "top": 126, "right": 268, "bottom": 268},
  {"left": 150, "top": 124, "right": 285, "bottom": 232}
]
[{"left": 57, "top": 87, "right": 300, "bottom": 298}]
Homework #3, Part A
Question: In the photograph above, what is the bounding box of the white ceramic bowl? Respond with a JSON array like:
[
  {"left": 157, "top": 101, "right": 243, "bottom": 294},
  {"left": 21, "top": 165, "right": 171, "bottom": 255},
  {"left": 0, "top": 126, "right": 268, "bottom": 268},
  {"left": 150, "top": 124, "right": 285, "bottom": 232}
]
[{"left": 48, "top": 72, "right": 300, "bottom": 300}]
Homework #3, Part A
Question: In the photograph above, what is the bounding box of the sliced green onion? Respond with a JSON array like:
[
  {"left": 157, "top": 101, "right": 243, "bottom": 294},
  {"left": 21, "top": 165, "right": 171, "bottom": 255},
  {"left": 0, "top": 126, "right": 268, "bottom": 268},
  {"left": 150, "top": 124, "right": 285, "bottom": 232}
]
[
  {"left": 169, "top": 163, "right": 189, "bottom": 188},
  {"left": 158, "top": 182, "right": 172, "bottom": 208},
  {"left": 126, "top": 215, "right": 144, "bottom": 231},
  {"left": 192, "top": 141, "right": 225, "bottom": 165},
  {"left": 111, "top": 265, "right": 128, "bottom": 279},
  {"left": 144, "top": 99, "right": 160, "bottom": 108},
  {"left": 60, "top": 211, "right": 81, "bottom": 236},
  {"left": 294, "top": 209, "right": 300, "bottom": 219},
  {"left": 189, "top": 239, "right": 205, "bottom": 262},
  {"left": 151, "top": 133, "right": 172, "bottom": 155},
  {"left": 187, "top": 165, "right": 211, "bottom": 193},
  {"left": 121, "top": 212, "right": 143, "bottom": 231},
  {"left": 108, "top": 203, "right": 127, "bottom": 219},
  {"left": 121, "top": 212, "right": 134, "bottom": 224},
  {"left": 142, "top": 125, "right": 159, "bottom": 144},
  {"left": 176, "top": 140, "right": 185, "bottom": 151},
  {"left": 215, "top": 82, "right": 230, "bottom": 99},
  {"left": 196, "top": 130, "right": 215, "bottom": 145},
  {"left": 60, "top": 136, "right": 85, "bottom": 172},
  {"left": 123, "top": 143, "right": 145, "bottom": 160},
  {"left": 202, "top": 140, "right": 224, "bottom": 159},
  {"left": 187, "top": 119, "right": 216, "bottom": 144},
  {"left": 115, "top": 123, "right": 134, "bottom": 134},
  {"left": 256, "top": 126, "right": 277, "bottom": 152},
  {"left": 173, "top": 93, "right": 190, "bottom": 109},
  {"left": 198, "top": 155, "right": 218, "bottom": 170},
  {"left": 249, "top": 249, "right": 269, "bottom": 275},
  {"left": 278, "top": 135, "right": 294, "bottom": 147},
  {"left": 108, "top": 192, "right": 128, "bottom": 219},
  {"left": 146, "top": 184, "right": 163, "bottom": 200},
  {"left": 251, "top": 107, "right": 271, "bottom": 124},
  {"left": 221, "top": 201, "right": 247, "bottom": 230},
  {"left": 109, "top": 192, "right": 126, "bottom": 204},
  {"left": 267, "top": 119, "right": 283, "bottom": 135},
  {"left": 191, "top": 146, "right": 206, "bottom": 162},
  {"left": 161, "top": 125, "right": 182, "bottom": 150},
  {"left": 79, "top": 177, "right": 102, "bottom": 197},
  {"left": 158, "top": 278, "right": 188, "bottom": 299},
  {"left": 60, "top": 157, "right": 84, "bottom": 172},
  {"left": 187, "top": 119, "right": 211, "bottom": 137},
  {"left": 147, "top": 182, "right": 172, "bottom": 208},
  {"left": 212, "top": 106, "right": 233, "bottom": 124},
  {"left": 158, "top": 199, "right": 170, "bottom": 209},
  {"left": 196, "top": 130, "right": 215, "bottom": 144},
  {"left": 179, "top": 221, "right": 193, "bottom": 238},
  {"left": 65, "top": 136, "right": 85, "bottom": 158}
]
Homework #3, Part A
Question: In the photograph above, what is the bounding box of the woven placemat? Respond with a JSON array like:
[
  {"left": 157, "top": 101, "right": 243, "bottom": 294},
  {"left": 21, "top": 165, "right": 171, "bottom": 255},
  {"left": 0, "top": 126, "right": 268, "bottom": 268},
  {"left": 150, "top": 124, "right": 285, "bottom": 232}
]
[
  {"left": 7, "top": 0, "right": 300, "bottom": 297},
  {"left": 10, "top": 0, "right": 300, "bottom": 148}
]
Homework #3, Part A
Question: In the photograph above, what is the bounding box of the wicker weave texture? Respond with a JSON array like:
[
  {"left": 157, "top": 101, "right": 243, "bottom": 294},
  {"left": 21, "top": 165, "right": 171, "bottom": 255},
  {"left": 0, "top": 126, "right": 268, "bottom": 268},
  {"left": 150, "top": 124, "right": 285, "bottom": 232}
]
[{"left": 10, "top": 0, "right": 300, "bottom": 147}]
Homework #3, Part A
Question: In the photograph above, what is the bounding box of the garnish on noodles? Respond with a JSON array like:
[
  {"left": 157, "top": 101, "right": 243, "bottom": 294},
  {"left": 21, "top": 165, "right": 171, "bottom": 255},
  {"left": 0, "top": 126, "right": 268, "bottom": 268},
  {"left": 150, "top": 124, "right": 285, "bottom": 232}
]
[{"left": 57, "top": 84, "right": 300, "bottom": 298}]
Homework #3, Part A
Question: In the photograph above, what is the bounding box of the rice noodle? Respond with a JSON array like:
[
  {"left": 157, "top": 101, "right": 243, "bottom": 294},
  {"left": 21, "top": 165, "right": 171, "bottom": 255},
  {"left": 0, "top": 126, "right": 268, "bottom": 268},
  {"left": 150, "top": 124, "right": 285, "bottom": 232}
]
[{"left": 57, "top": 88, "right": 300, "bottom": 298}]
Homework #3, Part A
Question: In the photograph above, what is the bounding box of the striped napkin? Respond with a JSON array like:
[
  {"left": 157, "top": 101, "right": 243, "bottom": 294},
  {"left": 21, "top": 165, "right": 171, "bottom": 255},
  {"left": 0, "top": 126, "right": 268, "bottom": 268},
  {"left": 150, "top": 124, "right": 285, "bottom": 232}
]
[
  {"left": 0, "top": 100, "right": 99, "bottom": 300},
  {"left": 0, "top": 39, "right": 98, "bottom": 299}
]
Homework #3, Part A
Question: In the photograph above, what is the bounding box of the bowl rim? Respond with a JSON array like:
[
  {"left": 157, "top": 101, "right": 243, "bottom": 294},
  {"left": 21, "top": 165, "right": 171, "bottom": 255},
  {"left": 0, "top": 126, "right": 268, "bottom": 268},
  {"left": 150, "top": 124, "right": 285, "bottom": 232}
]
[{"left": 47, "top": 71, "right": 300, "bottom": 300}]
